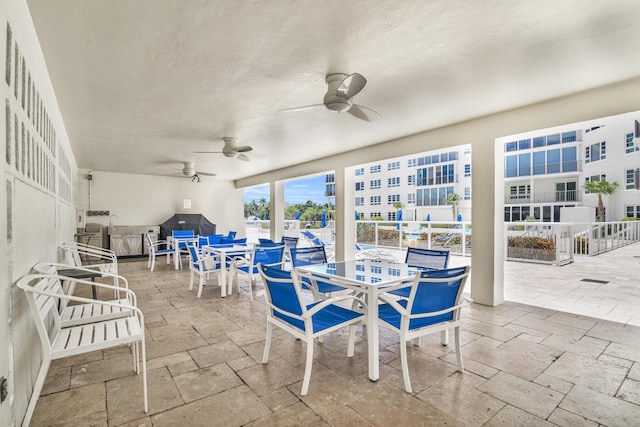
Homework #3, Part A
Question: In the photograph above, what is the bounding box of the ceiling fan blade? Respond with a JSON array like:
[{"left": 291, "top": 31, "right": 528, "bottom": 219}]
[
  {"left": 348, "top": 104, "right": 382, "bottom": 122},
  {"left": 235, "top": 145, "right": 253, "bottom": 153},
  {"left": 193, "top": 150, "right": 223, "bottom": 154},
  {"left": 337, "top": 73, "right": 367, "bottom": 98},
  {"left": 196, "top": 171, "right": 216, "bottom": 176},
  {"left": 280, "top": 104, "right": 324, "bottom": 113},
  {"left": 237, "top": 154, "right": 250, "bottom": 161}
]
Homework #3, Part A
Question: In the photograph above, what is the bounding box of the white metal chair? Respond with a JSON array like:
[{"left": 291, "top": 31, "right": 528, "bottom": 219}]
[
  {"left": 388, "top": 248, "right": 450, "bottom": 298},
  {"left": 31, "top": 262, "right": 137, "bottom": 327},
  {"left": 258, "top": 264, "right": 366, "bottom": 395},
  {"left": 228, "top": 244, "right": 285, "bottom": 300},
  {"left": 186, "top": 241, "right": 223, "bottom": 297},
  {"left": 145, "top": 233, "right": 177, "bottom": 271},
  {"left": 17, "top": 273, "right": 147, "bottom": 426},
  {"left": 378, "top": 266, "right": 470, "bottom": 393},
  {"left": 60, "top": 242, "right": 119, "bottom": 289}
]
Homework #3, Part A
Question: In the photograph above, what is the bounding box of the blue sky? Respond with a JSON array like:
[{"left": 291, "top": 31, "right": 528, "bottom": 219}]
[{"left": 244, "top": 175, "right": 328, "bottom": 204}]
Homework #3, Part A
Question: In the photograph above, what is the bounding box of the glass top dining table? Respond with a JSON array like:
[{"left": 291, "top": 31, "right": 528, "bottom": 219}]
[{"left": 296, "top": 259, "right": 420, "bottom": 382}]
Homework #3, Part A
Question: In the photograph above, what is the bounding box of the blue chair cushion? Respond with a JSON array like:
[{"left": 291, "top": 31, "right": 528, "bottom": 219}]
[
  {"left": 275, "top": 301, "right": 363, "bottom": 333},
  {"left": 378, "top": 299, "right": 454, "bottom": 330}
]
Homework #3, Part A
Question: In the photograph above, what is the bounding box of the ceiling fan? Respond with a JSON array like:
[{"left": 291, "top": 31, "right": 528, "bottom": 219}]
[
  {"left": 193, "top": 137, "right": 253, "bottom": 161},
  {"left": 281, "top": 72, "right": 382, "bottom": 122},
  {"left": 175, "top": 162, "right": 215, "bottom": 182}
]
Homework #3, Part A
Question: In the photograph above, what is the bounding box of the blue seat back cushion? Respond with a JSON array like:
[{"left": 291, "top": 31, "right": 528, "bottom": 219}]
[
  {"left": 379, "top": 267, "right": 466, "bottom": 330},
  {"left": 290, "top": 247, "right": 326, "bottom": 267},
  {"left": 254, "top": 246, "right": 284, "bottom": 267},
  {"left": 261, "top": 266, "right": 305, "bottom": 329},
  {"left": 405, "top": 248, "right": 449, "bottom": 270}
]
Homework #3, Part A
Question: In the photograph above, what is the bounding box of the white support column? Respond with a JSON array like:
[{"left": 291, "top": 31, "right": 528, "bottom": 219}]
[
  {"left": 335, "top": 166, "right": 356, "bottom": 262},
  {"left": 270, "top": 180, "right": 284, "bottom": 242},
  {"left": 470, "top": 138, "right": 504, "bottom": 306}
]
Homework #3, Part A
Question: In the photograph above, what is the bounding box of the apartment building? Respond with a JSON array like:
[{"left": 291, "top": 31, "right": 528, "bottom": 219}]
[
  {"left": 326, "top": 113, "right": 640, "bottom": 224},
  {"left": 325, "top": 145, "right": 473, "bottom": 222},
  {"left": 503, "top": 113, "right": 640, "bottom": 222}
]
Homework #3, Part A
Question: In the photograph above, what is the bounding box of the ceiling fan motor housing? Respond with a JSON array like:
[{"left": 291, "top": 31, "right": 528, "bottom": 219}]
[{"left": 324, "top": 73, "right": 352, "bottom": 112}]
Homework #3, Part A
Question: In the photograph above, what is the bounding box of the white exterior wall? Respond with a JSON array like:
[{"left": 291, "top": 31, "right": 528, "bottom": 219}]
[
  {"left": 582, "top": 116, "right": 640, "bottom": 220},
  {"left": 76, "top": 169, "right": 245, "bottom": 237},
  {"left": 0, "top": 1, "right": 78, "bottom": 425}
]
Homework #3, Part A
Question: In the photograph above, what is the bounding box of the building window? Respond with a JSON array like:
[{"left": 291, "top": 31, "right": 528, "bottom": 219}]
[
  {"left": 584, "top": 174, "right": 606, "bottom": 193},
  {"left": 626, "top": 169, "right": 638, "bottom": 190},
  {"left": 388, "top": 212, "right": 397, "bottom": 221},
  {"left": 518, "top": 139, "right": 531, "bottom": 150},
  {"left": 324, "top": 183, "right": 335, "bottom": 197},
  {"left": 370, "top": 196, "right": 381, "bottom": 205},
  {"left": 387, "top": 194, "right": 400, "bottom": 204},
  {"left": 626, "top": 205, "right": 640, "bottom": 218},
  {"left": 388, "top": 177, "right": 400, "bottom": 187},
  {"left": 370, "top": 212, "right": 381, "bottom": 219},
  {"left": 407, "top": 193, "right": 415, "bottom": 204},
  {"left": 464, "top": 187, "right": 471, "bottom": 200},
  {"left": 626, "top": 132, "right": 638, "bottom": 154},
  {"left": 355, "top": 181, "right": 364, "bottom": 191},
  {"left": 556, "top": 182, "right": 577, "bottom": 201},
  {"left": 418, "top": 164, "right": 455, "bottom": 185},
  {"left": 509, "top": 185, "right": 530, "bottom": 201},
  {"left": 464, "top": 164, "right": 471, "bottom": 177},
  {"left": 415, "top": 186, "right": 454, "bottom": 206},
  {"left": 585, "top": 141, "right": 606, "bottom": 163},
  {"left": 562, "top": 131, "right": 577, "bottom": 143},
  {"left": 355, "top": 167, "right": 365, "bottom": 176},
  {"left": 355, "top": 197, "right": 364, "bottom": 206},
  {"left": 387, "top": 161, "right": 400, "bottom": 171},
  {"left": 561, "top": 146, "right": 577, "bottom": 172},
  {"left": 505, "top": 141, "right": 517, "bottom": 152},
  {"left": 407, "top": 175, "right": 415, "bottom": 185},
  {"left": 547, "top": 134, "right": 561, "bottom": 145},
  {"left": 547, "top": 149, "right": 561, "bottom": 174},
  {"left": 407, "top": 158, "right": 417, "bottom": 167},
  {"left": 370, "top": 164, "right": 381, "bottom": 173},
  {"left": 370, "top": 179, "right": 381, "bottom": 189}
]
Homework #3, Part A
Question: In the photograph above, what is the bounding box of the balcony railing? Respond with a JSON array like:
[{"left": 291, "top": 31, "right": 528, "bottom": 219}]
[{"left": 505, "top": 190, "right": 581, "bottom": 204}]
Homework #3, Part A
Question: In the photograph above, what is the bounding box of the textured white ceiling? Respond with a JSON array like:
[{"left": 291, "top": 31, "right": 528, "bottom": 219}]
[{"left": 27, "top": 0, "right": 640, "bottom": 180}]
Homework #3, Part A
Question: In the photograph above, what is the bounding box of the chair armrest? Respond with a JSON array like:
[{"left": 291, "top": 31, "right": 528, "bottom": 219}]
[
  {"left": 40, "top": 262, "right": 129, "bottom": 289},
  {"left": 377, "top": 293, "right": 409, "bottom": 315},
  {"left": 409, "top": 303, "right": 463, "bottom": 320},
  {"left": 24, "top": 278, "right": 142, "bottom": 319},
  {"left": 304, "top": 294, "right": 368, "bottom": 317},
  {"left": 46, "top": 274, "right": 138, "bottom": 307}
]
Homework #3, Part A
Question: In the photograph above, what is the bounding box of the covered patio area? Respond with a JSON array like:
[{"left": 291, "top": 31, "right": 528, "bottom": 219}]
[{"left": 29, "top": 244, "right": 640, "bottom": 426}]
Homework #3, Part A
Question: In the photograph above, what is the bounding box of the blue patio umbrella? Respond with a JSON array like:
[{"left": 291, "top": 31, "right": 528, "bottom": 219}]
[
  {"left": 426, "top": 214, "right": 431, "bottom": 221},
  {"left": 457, "top": 213, "right": 462, "bottom": 222},
  {"left": 321, "top": 211, "right": 327, "bottom": 228},
  {"left": 355, "top": 211, "right": 359, "bottom": 220},
  {"left": 396, "top": 209, "right": 402, "bottom": 230},
  {"left": 295, "top": 211, "right": 300, "bottom": 220},
  {"left": 263, "top": 214, "right": 268, "bottom": 220}
]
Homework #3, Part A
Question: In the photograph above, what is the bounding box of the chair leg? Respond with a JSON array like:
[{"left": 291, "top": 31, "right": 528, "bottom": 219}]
[
  {"left": 347, "top": 325, "right": 357, "bottom": 357},
  {"left": 454, "top": 326, "right": 464, "bottom": 372},
  {"left": 441, "top": 329, "right": 450, "bottom": 346},
  {"left": 22, "top": 357, "right": 52, "bottom": 427},
  {"left": 197, "top": 274, "right": 205, "bottom": 298},
  {"left": 140, "top": 337, "right": 148, "bottom": 413},
  {"left": 301, "top": 336, "right": 315, "bottom": 396},
  {"left": 262, "top": 322, "right": 273, "bottom": 363},
  {"left": 189, "top": 270, "right": 195, "bottom": 290},
  {"left": 248, "top": 276, "right": 254, "bottom": 301},
  {"left": 150, "top": 254, "right": 156, "bottom": 272},
  {"left": 400, "top": 335, "right": 412, "bottom": 393},
  {"left": 411, "top": 337, "right": 420, "bottom": 346},
  {"left": 147, "top": 254, "right": 152, "bottom": 270}
]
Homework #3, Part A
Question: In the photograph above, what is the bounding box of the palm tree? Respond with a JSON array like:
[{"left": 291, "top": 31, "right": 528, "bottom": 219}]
[
  {"left": 584, "top": 179, "right": 619, "bottom": 221},
  {"left": 392, "top": 201, "right": 404, "bottom": 218},
  {"left": 444, "top": 192, "right": 461, "bottom": 221}
]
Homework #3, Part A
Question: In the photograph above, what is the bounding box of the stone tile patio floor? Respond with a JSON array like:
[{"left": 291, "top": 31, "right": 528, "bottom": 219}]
[{"left": 30, "top": 243, "right": 640, "bottom": 426}]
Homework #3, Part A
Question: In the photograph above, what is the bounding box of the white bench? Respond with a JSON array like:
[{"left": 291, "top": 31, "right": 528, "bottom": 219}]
[{"left": 17, "top": 273, "right": 147, "bottom": 426}]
